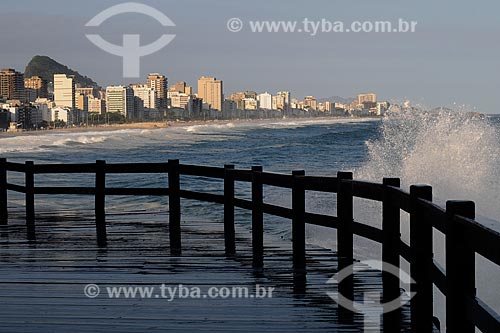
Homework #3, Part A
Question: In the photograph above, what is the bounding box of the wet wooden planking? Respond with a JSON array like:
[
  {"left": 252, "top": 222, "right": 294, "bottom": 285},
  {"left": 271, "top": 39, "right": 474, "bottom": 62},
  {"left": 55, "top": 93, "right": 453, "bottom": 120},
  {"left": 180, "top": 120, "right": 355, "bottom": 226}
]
[{"left": 0, "top": 209, "right": 409, "bottom": 332}]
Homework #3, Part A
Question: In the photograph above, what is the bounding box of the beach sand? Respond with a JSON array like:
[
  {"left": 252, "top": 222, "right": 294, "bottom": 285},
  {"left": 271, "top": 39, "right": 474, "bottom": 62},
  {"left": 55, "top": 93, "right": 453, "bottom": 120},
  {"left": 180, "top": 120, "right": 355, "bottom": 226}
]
[{"left": 0, "top": 117, "right": 372, "bottom": 137}]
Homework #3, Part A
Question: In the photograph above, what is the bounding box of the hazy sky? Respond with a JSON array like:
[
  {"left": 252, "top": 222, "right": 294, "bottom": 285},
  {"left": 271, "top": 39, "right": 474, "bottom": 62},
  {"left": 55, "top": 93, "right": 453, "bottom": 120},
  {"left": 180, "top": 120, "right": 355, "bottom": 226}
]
[{"left": 1, "top": 0, "right": 499, "bottom": 112}]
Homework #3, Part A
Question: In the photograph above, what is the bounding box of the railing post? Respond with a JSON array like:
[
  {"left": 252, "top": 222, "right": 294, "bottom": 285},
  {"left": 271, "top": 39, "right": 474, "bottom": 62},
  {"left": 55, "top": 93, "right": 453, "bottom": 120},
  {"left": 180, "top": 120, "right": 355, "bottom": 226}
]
[
  {"left": 168, "top": 159, "right": 181, "bottom": 255},
  {"left": 382, "top": 178, "right": 401, "bottom": 300},
  {"left": 337, "top": 171, "right": 353, "bottom": 307},
  {"left": 251, "top": 166, "right": 264, "bottom": 269},
  {"left": 95, "top": 160, "right": 107, "bottom": 247},
  {"left": 337, "top": 171, "right": 353, "bottom": 270},
  {"left": 409, "top": 184, "right": 433, "bottom": 333},
  {"left": 446, "top": 200, "right": 475, "bottom": 333},
  {"left": 25, "top": 161, "right": 35, "bottom": 240},
  {"left": 292, "top": 170, "right": 306, "bottom": 273},
  {"left": 382, "top": 178, "right": 402, "bottom": 333},
  {"left": 0, "top": 158, "right": 7, "bottom": 225},
  {"left": 224, "top": 164, "right": 235, "bottom": 255}
]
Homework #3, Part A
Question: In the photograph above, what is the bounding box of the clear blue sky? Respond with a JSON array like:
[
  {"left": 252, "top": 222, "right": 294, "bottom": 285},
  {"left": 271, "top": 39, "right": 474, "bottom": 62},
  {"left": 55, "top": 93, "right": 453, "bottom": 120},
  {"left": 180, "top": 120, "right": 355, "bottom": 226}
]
[{"left": 1, "top": 0, "right": 499, "bottom": 112}]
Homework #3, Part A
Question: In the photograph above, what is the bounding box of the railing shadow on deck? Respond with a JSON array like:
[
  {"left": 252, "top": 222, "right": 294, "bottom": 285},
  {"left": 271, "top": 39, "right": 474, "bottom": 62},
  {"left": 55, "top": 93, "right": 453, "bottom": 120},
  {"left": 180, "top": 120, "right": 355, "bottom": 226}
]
[{"left": 1, "top": 157, "right": 500, "bottom": 333}]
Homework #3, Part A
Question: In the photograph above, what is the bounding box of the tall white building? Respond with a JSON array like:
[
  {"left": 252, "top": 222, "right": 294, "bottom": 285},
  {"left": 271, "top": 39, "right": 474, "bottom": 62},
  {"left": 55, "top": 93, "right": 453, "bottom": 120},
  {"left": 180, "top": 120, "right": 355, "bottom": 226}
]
[
  {"left": 132, "top": 85, "right": 157, "bottom": 109},
  {"left": 106, "top": 86, "right": 134, "bottom": 119},
  {"left": 257, "top": 92, "right": 272, "bottom": 110},
  {"left": 147, "top": 73, "right": 168, "bottom": 110},
  {"left": 276, "top": 91, "right": 290, "bottom": 111},
  {"left": 53, "top": 74, "right": 75, "bottom": 109},
  {"left": 132, "top": 85, "right": 158, "bottom": 119},
  {"left": 167, "top": 91, "right": 192, "bottom": 110}
]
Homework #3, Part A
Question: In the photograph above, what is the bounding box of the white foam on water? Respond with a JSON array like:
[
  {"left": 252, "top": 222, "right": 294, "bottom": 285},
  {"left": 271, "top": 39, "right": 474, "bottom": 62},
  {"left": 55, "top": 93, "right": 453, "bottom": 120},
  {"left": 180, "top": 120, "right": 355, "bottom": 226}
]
[
  {"left": 358, "top": 109, "right": 500, "bottom": 220},
  {"left": 0, "top": 128, "right": 161, "bottom": 154}
]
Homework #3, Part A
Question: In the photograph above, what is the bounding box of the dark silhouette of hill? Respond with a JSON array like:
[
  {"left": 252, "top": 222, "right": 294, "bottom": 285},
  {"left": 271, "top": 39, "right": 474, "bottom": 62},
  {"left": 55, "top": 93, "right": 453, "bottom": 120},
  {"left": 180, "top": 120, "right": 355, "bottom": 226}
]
[{"left": 24, "top": 55, "right": 100, "bottom": 88}]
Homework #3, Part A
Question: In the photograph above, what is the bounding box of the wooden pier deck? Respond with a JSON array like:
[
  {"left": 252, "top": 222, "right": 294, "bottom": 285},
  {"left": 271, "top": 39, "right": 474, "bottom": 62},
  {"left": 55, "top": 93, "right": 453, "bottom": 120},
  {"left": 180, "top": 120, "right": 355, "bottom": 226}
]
[
  {"left": 2, "top": 159, "right": 500, "bottom": 332},
  {"left": 0, "top": 209, "right": 408, "bottom": 332}
]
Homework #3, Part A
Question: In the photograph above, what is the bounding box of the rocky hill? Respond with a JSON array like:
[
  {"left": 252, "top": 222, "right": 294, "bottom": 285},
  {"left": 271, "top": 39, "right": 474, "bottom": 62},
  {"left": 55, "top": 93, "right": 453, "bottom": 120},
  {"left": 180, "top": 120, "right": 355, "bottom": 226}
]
[{"left": 24, "top": 55, "right": 100, "bottom": 88}]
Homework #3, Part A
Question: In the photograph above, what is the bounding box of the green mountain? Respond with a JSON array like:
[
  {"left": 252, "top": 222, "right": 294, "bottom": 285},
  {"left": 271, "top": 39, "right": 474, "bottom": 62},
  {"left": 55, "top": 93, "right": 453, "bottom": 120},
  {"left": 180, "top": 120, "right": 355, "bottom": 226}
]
[{"left": 24, "top": 55, "right": 100, "bottom": 89}]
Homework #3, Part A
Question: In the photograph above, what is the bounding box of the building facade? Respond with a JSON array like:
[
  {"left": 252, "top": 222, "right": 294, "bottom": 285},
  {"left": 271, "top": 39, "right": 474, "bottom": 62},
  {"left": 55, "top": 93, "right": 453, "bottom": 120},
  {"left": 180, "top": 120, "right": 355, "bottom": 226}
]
[
  {"left": 257, "top": 92, "right": 272, "bottom": 110},
  {"left": 132, "top": 84, "right": 158, "bottom": 118},
  {"left": 147, "top": 73, "right": 168, "bottom": 111},
  {"left": 0, "top": 68, "right": 24, "bottom": 101},
  {"left": 357, "top": 93, "right": 377, "bottom": 104},
  {"left": 24, "top": 76, "right": 48, "bottom": 102},
  {"left": 105, "top": 86, "right": 134, "bottom": 119},
  {"left": 168, "top": 91, "right": 191, "bottom": 110},
  {"left": 197, "top": 76, "right": 223, "bottom": 111},
  {"left": 54, "top": 74, "right": 76, "bottom": 109},
  {"left": 88, "top": 96, "right": 106, "bottom": 114}
]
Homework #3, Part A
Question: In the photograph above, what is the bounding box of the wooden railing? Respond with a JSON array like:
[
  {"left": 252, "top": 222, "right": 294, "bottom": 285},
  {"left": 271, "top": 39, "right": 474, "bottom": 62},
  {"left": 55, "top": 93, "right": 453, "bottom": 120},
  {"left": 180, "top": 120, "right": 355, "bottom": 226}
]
[{"left": 0, "top": 157, "right": 500, "bottom": 333}]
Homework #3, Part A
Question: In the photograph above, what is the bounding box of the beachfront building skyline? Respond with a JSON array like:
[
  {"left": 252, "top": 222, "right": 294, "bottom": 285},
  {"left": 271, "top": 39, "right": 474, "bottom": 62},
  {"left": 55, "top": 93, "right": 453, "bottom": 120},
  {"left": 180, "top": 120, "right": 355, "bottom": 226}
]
[
  {"left": 303, "top": 96, "right": 317, "bottom": 111},
  {"left": 197, "top": 76, "right": 223, "bottom": 111},
  {"left": 146, "top": 73, "right": 168, "bottom": 111},
  {"left": 0, "top": 63, "right": 388, "bottom": 130},
  {"left": 75, "top": 87, "right": 95, "bottom": 98},
  {"left": 276, "top": 91, "right": 291, "bottom": 112},
  {"left": 132, "top": 84, "right": 159, "bottom": 119},
  {"left": 106, "top": 85, "right": 134, "bottom": 119},
  {"left": 169, "top": 81, "right": 185, "bottom": 93},
  {"left": 168, "top": 91, "right": 192, "bottom": 110},
  {"left": 0, "top": 68, "right": 24, "bottom": 101},
  {"left": 257, "top": 92, "right": 272, "bottom": 110},
  {"left": 53, "top": 74, "right": 75, "bottom": 109},
  {"left": 76, "top": 93, "right": 88, "bottom": 112},
  {"left": 358, "top": 93, "right": 377, "bottom": 104},
  {"left": 88, "top": 96, "right": 105, "bottom": 114},
  {"left": 24, "top": 76, "right": 47, "bottom": 102}
]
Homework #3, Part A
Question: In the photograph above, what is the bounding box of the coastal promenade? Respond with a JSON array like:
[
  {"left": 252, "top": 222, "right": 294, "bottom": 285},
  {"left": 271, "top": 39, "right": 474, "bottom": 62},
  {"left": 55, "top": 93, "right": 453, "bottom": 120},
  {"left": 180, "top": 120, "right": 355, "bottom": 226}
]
[
  {"left": 0, "top": 209, "right": 397, "bottom": 332},
  {"left": 1, "top": 159, "right": 500, "bottom": 332}
]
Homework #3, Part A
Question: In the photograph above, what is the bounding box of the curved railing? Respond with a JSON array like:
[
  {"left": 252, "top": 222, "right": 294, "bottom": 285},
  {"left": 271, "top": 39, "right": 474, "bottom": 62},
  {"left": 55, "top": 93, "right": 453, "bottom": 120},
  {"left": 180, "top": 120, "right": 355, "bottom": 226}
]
[{"left": 0, "top": 158, "right": 499, "bottom": 333}]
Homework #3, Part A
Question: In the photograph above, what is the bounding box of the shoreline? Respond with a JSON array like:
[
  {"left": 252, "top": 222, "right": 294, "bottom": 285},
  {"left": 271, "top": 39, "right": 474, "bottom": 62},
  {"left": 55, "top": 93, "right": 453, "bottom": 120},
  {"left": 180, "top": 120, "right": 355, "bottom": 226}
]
[{"left": 0, "top": 116, "right": 380, "bottom": 137}]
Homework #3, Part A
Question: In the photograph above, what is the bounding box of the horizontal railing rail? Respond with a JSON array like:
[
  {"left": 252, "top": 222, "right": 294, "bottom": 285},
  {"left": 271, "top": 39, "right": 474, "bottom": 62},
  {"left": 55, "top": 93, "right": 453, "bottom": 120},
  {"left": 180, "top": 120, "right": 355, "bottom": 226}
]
[{"left": 0, "top": 157, "right": 499, "bottom": 333}]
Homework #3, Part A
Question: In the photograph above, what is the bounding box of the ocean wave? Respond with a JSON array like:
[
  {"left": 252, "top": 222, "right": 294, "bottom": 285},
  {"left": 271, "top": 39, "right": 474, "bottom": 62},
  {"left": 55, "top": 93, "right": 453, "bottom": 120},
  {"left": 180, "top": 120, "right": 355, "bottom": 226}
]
[
  {"left": 358, "top": 109, "right": 500, "bottom": 221},
  {"left": 185, "top": 122, "right": 236, "bottom": 133}
]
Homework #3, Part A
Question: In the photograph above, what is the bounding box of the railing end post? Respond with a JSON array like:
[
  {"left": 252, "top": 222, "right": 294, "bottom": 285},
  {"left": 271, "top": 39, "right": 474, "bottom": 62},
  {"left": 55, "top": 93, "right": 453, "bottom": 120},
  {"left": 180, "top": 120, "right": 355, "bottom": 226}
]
[
  {"left": 409, "top": 183, "right": 433, "bottom": 333},
  {"left": 0, "top": 158, "right": 7, "bottom": 225},
  {"left": 382, "top": 177, "right": 401, "bottom": 304},
  {"left": 445, "top": 200, "right": 475, "bottom": 333},
  {"left": 446, "top": 200, "right": 475, "bottom": 220}
]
